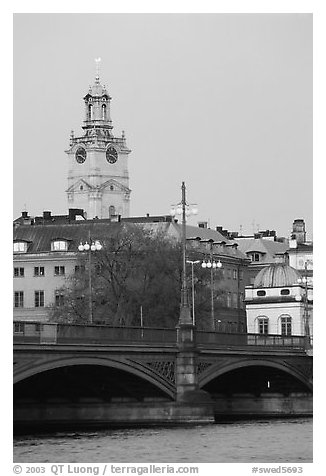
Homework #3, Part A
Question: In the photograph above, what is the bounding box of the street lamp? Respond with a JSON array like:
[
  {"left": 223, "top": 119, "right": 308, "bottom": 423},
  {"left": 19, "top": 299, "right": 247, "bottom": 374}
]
[
  {"left": 78, "top": 234, "right": 102, "bottom": 324},
  {"left": 296, "top": 262, "right": 311, "bottom": 348},
  {"left": 170, "top": 182, "right": 198, "bottom": 326},
  {"left": 186, "top": 260, "right": 200, "bottom": 325},
  {"left": 201, "top": 258, "right": 222, "bottom": 330}
]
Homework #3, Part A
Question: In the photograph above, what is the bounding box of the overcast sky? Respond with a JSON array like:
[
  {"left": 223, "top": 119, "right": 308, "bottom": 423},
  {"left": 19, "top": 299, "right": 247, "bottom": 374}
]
[{"left": 13, "top": 13, "right": 312, "bottom": 238}]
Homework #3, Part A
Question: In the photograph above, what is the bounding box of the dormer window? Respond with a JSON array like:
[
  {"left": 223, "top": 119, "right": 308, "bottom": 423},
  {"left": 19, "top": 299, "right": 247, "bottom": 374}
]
[
  {"left": 51, "top": 240, "right": 69, "bottom": 252},
  {"left": 248, "top": 252, "right": 262, "bottom": 262},
  {"left": 13, "top": 241, "right": 28, "bottom": 253}
]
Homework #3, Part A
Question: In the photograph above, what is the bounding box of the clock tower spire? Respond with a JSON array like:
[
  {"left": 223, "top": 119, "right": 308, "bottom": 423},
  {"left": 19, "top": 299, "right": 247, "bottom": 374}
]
[{"left": 65, "top": 61, "right": 131, "bottom": 219}]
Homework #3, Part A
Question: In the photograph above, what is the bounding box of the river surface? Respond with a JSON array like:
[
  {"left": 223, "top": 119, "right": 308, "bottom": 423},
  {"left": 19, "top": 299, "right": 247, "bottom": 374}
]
[{"left": 13, "top": 418, "right": 312, "bottom": 463}]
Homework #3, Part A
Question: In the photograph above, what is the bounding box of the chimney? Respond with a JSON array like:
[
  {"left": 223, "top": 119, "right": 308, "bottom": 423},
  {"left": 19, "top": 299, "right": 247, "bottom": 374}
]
[
  {"left": 292, "top": 219, "right": 306, "bottom": 244},
  {"left": 22, "top": 211, "right": 28, "bottom": 219},
  {"left": 43, "top": 211, "right": 51, "bottom": 220}
]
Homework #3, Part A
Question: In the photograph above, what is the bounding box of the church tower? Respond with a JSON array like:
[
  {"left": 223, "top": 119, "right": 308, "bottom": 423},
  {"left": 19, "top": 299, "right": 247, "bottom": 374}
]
[{"left": 65, "top": 60, "right": 131, "bottom": 219}]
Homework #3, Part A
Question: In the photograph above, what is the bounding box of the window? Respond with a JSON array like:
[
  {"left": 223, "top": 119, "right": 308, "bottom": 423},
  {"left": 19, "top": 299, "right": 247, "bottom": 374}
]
[
  {"left": 258, "top": 317, "right": 269, "bottom": 334},
  {"left": 88, "top": 104, "right": 93, "bottom": 120},
  {"left": 281, "top": 315, "right": 292, "bottom": 336},
  {"left": 34, "top": 290, "right": 44, "bottom": 307},
  {"left": 233, "top": 269, "right": 238, "bottom": 280},
  {"left": 232, "top": 292, "right": 238, "bottom": 308},
  {"left": 14, "top": 322, "right": 24, "bottom": 333},
  {"left": 51, "top": 240, "right": 68, "bottom": 252},
  {"left": 280, "top": 289, "right": 290, "bottom": 295},
  {"left": 13, "top": 242, "right": 27, "bottom": 253},
  {"left": 14, "top": 267, "right": 24, "bottom": 277},
  {"left": 102, "top": 104, "right": 106, "bottom": 120},
  {"left": 14, "top": 291, "right": 24, "bottom": 308},
  {"left": 54, "top": 266, "right": 65, "bottom": 276},
  {"left": 226, "top": 292, "right": 232, "bottom": 308},
  {"left": 239, "top": 270, "right": 244, "bottom": 280},
  {"left": 109, "top": 205, "right": 116, "bottom": 217},
  {"left": 34, "top": 266, "right": 45, "bottom": 277},
  {"left": 257, "top": 290, "right": 266, "bottom": 296},
  {"left": 248, "top": 252, "right": 261, "bottom": 262},
  {"left": 55, "top": 290, "right": 65, "bottom": 307}
]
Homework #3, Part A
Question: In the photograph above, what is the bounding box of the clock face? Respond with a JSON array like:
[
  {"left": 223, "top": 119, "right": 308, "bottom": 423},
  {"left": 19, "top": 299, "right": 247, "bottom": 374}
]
[
  {"left": 75, "top": 147, "right": 86, "bottom": 164},
  {"left": 106, "top": 146, "right": 118, "bottom": 164}
]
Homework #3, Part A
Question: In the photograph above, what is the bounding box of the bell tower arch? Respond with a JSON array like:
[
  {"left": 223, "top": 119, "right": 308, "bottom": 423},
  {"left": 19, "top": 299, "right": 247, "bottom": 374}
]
[{"left": 65, "top": 59, "right": 131, "bottom": 219}]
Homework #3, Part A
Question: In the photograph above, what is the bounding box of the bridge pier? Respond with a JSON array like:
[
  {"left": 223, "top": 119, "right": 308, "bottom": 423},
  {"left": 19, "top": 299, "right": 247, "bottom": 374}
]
[{"left": 175, "top": 323, "right": 214, "bottom": 422}]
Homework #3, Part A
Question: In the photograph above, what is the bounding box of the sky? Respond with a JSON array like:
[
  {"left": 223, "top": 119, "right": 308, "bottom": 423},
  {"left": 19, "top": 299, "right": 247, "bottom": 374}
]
[{"left": 13, "top": 13, "right": 312, "bottom": 238}]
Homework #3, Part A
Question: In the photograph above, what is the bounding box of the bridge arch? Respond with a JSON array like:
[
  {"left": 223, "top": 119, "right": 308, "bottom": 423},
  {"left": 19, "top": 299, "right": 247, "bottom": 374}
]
[
  {"left": 14, "top": 355, "right": 175, "bottom": 399},
  {"left": 199, "top": 358, "right": 313, "bottom": 391}
]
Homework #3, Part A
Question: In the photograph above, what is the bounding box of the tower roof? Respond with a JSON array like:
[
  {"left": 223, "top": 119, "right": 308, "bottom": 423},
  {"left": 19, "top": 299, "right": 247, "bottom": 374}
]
[
  {"left": 85, "top": 58, "right": 110, "bottom": 98},
  {"left": 254, "top": 263, "right": 301, "bottom": 288},
  {"left": 86, "top": 77, "right": 109, "bottom": 98}
]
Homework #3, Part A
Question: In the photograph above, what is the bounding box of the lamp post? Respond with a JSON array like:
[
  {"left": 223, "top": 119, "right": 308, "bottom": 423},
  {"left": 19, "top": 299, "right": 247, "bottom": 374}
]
[
  {"left": 78, "top": 233, "right": 102, "bottom": 324},
  {"left": 297, "top": 262, "right": 311, "bottom": 348},
  {"left": 201, "top": 257, "right": 222, "bottom": 330},
  {"left": 186, "top": 260, "right": 200, "bottom": 325},
  {"left": 170, "top": 182, "right": 198, "bottom": 326}
]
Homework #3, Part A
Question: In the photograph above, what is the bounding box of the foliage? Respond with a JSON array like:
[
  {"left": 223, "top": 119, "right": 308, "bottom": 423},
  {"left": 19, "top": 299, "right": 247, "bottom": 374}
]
[
  {"left": 49, "top": 225, "right": 181, "bottom": 327},
  {"left": 49, "top": 224, "right": 224, "bottom": 329}
]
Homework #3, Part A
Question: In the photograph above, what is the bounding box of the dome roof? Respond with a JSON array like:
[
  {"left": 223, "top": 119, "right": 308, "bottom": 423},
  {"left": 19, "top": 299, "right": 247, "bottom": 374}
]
[{"left": 254, "top": 263, "right": 301, "bottom": 288}]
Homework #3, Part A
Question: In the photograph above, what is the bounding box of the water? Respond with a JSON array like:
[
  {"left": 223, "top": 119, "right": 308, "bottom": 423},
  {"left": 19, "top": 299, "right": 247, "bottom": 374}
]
[{"left": 13, "top": 418, "right": 312, "bottom": 463}]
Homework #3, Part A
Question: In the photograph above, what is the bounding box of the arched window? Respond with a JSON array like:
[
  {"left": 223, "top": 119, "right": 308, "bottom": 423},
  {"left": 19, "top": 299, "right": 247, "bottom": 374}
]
[
  {"left": 280, "top": 314, "right": 292, "bottom": 336},
  {"left": 257, "top": 316, "right": 269, "bottom": 335},
  {"left": 102, "top": 104, "right": 106, "bottom": 120},
  {"left": 88, "top": 104, "right": 93, "bottom": 121}
]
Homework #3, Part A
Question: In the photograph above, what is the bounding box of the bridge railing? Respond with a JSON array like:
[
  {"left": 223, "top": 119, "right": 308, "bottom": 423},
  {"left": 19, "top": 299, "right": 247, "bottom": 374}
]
[
  {"left": 13, "top": 321, "right": 307, "bottom": 350},
  {"left": 13, "top": 321, "right": 177, "bottom": 345},
  {"left": 196, "top": 330, "right": 306, "bottom": 350}
]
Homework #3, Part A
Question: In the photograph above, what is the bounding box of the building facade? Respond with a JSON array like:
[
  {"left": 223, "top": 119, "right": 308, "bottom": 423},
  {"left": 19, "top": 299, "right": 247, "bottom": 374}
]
[
  {"left": 245, "top": 263, "right": 313, "bottom": 339},
  {"left": 13, "top": 212, "right": 250, "bottom": 330},
  {"left": 65, "top": 70, "right": 131, "bottom": 219}
]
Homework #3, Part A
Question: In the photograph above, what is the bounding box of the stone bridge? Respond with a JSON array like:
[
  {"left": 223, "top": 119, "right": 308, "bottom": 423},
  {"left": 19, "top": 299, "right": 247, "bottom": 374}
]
[{"left": 13, "top": 322, "right": 313, "bottom": 429}]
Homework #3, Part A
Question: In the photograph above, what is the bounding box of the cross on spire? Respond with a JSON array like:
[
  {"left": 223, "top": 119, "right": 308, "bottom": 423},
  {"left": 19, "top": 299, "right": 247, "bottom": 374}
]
[{"left": 95, "top": 57, "right": 101, "bottom": 80}]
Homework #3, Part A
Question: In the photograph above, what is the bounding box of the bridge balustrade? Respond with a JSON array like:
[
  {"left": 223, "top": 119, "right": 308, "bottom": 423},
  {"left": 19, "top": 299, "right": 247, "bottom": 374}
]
[
  {"left": 13, "top": 321, "right": 306, "bottom": 350},
  {"left": 196, "top": 330, "right": 306, "bottom": 350},
  {"left": 13, "top": 321, "right": 177, "bottom": 345}
]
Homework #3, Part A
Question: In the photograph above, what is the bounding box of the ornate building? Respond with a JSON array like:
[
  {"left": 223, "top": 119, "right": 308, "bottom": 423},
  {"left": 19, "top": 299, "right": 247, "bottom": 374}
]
[
  {"left": 245, "top": 262, "right": 313, "bottom": 338},
  {"left": 65, "top": 64, "right": 131, "bottom": 219}
]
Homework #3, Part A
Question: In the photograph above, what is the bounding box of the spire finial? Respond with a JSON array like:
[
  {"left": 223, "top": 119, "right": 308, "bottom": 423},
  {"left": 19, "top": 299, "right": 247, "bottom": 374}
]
[{"left": 95, "top": 57, "right": 101, "bottom": 80}]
